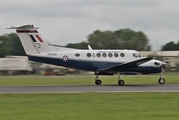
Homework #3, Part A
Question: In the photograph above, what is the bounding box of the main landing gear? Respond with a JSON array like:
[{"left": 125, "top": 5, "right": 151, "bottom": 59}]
[
  {"left": 118, "top": 72, "right": 125, "bottom": 86},
  {"left": 95, "top": 74, "right": 102, "bottom": 85},
  {"left": 94, "top": 72, "right": 125, "bottom": 86}
]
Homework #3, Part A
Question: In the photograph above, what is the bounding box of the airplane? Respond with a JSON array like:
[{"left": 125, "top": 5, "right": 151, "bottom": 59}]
[{"left": 10, "top": 25, "right": 167, "bottom": 85}]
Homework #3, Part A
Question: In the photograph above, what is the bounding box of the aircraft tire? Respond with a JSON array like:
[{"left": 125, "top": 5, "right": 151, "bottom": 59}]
[
  {"left": 118, "top": 80, "right": 125, "bottom": 86},
  {"left": 158, "top": 78, "right": 165, "bottom": 84},
  {"left": 95, "top": 80, "right": 102, "bottom": 85}
]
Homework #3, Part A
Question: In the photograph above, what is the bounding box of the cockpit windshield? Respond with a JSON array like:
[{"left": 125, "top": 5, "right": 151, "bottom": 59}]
[
  {"left": 138, "top": 53, "right": 143, "bottom": 58},
  {"left": 133, "top": 52, "right": 144, "bottom": 58}
]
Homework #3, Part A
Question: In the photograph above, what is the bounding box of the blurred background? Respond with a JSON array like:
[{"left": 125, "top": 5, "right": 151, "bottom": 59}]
[{"left": 1, "top": 1, "right": 179, "bottom": 75}]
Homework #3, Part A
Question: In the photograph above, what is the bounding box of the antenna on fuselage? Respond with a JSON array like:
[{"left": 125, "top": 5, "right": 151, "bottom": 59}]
[{"left": 88, "top": 45, "right": 93, "bottom": 50}]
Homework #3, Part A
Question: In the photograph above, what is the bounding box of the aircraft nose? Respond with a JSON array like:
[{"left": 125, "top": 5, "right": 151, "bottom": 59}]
[
  {"left": 154, "top": 61, "right": 167, "bottom": 68},
  {"left": 161, "top": 61, "right": 167, "bottom": 68}
]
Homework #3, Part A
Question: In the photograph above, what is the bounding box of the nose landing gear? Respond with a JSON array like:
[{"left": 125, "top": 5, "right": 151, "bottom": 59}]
[{"left": 158, "top": 72, "right": 165, "bottom": 84}]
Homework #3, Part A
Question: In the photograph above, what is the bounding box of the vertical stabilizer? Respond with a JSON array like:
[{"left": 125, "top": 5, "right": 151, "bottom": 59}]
[{"left": 10, "top": 25, "right": 51, "bottom": 55}]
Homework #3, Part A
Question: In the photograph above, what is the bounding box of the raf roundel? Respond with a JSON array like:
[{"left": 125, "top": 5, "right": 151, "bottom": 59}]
[{"left": 62, "top": 55, "right": 68, "bottom": 62}]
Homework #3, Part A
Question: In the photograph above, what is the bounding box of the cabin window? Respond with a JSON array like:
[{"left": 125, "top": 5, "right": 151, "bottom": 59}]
[
  {"left": 114, "top": 53, "right": 119, "bottom": 57},
  {"left": 102, "top": 53, "right": 107, "bottom": 57},
  {"left": 108, "top": 53, "right": 113, "bottom": 57},
  {"left": 96, "top": 53, "right": 101, "bottom": 57},
  {"left": 75, "top": 53, "right": 80, "bottom": 57},
  {"left": 120, "top": 53, "right": 125, "bottom": 57},
  {"left": 133, "top": 53, "right": 138, "bottom": 58},
  {"left": 87, "top": 53, "right": 91, "bottom": 57}
]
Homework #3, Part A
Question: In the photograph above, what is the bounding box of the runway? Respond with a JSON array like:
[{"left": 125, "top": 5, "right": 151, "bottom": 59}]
[{"left": 0, "top": 84, "right": 179, "bottom": 93}]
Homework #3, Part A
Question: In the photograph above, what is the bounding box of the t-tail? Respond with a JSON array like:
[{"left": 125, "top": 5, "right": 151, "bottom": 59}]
[{"left": 10, "top": 25, "right": 51, "bottom": 55}]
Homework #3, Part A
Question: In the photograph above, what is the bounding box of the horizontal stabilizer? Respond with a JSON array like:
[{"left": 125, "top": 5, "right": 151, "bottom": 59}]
[{"left": 8, "top": 25, "right": 38, "bottom": 29}]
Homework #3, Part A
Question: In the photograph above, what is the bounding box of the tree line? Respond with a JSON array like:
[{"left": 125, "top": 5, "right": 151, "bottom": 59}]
[
  {"left": 67, "top": 29, "right": 151, "bottom": 51},
  {"left": 0, "top": 33, "right": 25, "bottom": 57},
  {"left": 0, "top": 29, "right": 179, "bottom": 58}
]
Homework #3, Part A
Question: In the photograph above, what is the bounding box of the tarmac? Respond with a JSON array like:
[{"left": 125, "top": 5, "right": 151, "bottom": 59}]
[{"left": 0, "top": 84, "right": 179, "bottom": 93}]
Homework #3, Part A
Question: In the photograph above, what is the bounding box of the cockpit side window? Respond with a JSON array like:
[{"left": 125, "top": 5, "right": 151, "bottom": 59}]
[
  {"left": 133, "top": 53, "right": 138, "bottom": 58},
  {"left": 138, "top": 53, "right": 143, "bottom": 57}
]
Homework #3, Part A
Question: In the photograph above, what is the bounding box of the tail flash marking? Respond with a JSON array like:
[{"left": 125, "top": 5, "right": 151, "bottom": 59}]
[
  {"left": 35, "top": 35, "right": 43, "bottom": 42},
  {"left": 29, "top": 35, "right": 43, "bottom": 42},
  {"left": 29, "top": 35, "right": 37, "bottom": 42}
]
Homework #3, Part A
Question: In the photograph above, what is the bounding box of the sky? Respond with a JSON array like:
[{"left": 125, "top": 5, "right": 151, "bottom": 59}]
[{"left": 0, "top": 0, "right": 179, "bottom": 50}]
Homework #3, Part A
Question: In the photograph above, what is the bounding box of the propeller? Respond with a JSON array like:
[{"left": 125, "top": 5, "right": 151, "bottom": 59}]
[
  {"left": 161, "top": 62, "right": 167, "bottom": 68},
  {"left": 154, "top": 61, "right": 167, "bottom": 68}
]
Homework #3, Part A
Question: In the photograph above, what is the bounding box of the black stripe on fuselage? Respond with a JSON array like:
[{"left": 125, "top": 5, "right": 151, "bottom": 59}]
[{"left": 27, "top": 55, "right": 162, "bottom": 74}]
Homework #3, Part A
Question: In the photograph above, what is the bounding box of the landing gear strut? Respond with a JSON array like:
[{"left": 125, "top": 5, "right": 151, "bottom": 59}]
[
  {"left": 95, "top": 74, "right": 102, "bottom": 85},
  {"left": 118, "top": 72, "right": 125, "bottom": 86},
  {"left": 158, "top": 72, "right": 165, "bottom": 84}
]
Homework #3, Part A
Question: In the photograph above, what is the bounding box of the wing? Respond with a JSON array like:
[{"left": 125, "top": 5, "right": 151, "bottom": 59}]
[{"left": 97, "top": 57, "right": 153, "bottom": 72}]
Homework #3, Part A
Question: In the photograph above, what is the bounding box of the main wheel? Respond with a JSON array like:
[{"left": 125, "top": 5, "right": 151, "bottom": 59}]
[
  {"left": 95, "top": 79, "right": 102, "bottom": 85},
  {"left": 118, "top": 80, "right": 125, "bottom": 86},
  {"left": 158, "top": 78, "right": 165, "bottom": 84}
]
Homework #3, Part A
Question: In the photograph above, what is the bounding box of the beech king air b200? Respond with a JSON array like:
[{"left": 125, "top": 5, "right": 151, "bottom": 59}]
[{"left": 10, "top": 25, "right": 167, "bottom": 85}]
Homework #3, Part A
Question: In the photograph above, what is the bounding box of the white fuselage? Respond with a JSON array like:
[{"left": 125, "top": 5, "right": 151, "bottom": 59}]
[{"left": 28, "top": 49, "right": 165, "bottom": 74}]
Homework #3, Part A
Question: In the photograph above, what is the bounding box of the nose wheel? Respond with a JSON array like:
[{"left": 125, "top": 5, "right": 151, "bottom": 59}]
[
  {"left": 158, "top": 72, "right": 165, "bottom": 84},
  {"left": 158, "top": 78, "right": 165, "bottom": 84}
]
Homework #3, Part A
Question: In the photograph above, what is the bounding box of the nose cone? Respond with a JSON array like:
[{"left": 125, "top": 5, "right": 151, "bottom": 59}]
[
  {"left": 154, "top": 60, "right": 167, "bottom": 68},
  {"left": 161, "top": 61, "right": 167, "bottom": 68}
]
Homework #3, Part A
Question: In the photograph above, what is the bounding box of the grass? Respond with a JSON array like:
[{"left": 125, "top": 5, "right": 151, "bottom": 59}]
[
  {"left": 0, "top": 73, "right": 178, "bottom": 85},
  {"left": 0, "top": 73, "right": 178, "bottom": 119},
  {"left": 0, "top": 92, "right": 179, "bottom": 120}
]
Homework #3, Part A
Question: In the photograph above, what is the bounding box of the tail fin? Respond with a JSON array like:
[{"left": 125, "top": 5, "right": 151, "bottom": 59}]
[{"left": 10, "top": 25, "right": 51, "bottom": 55}]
